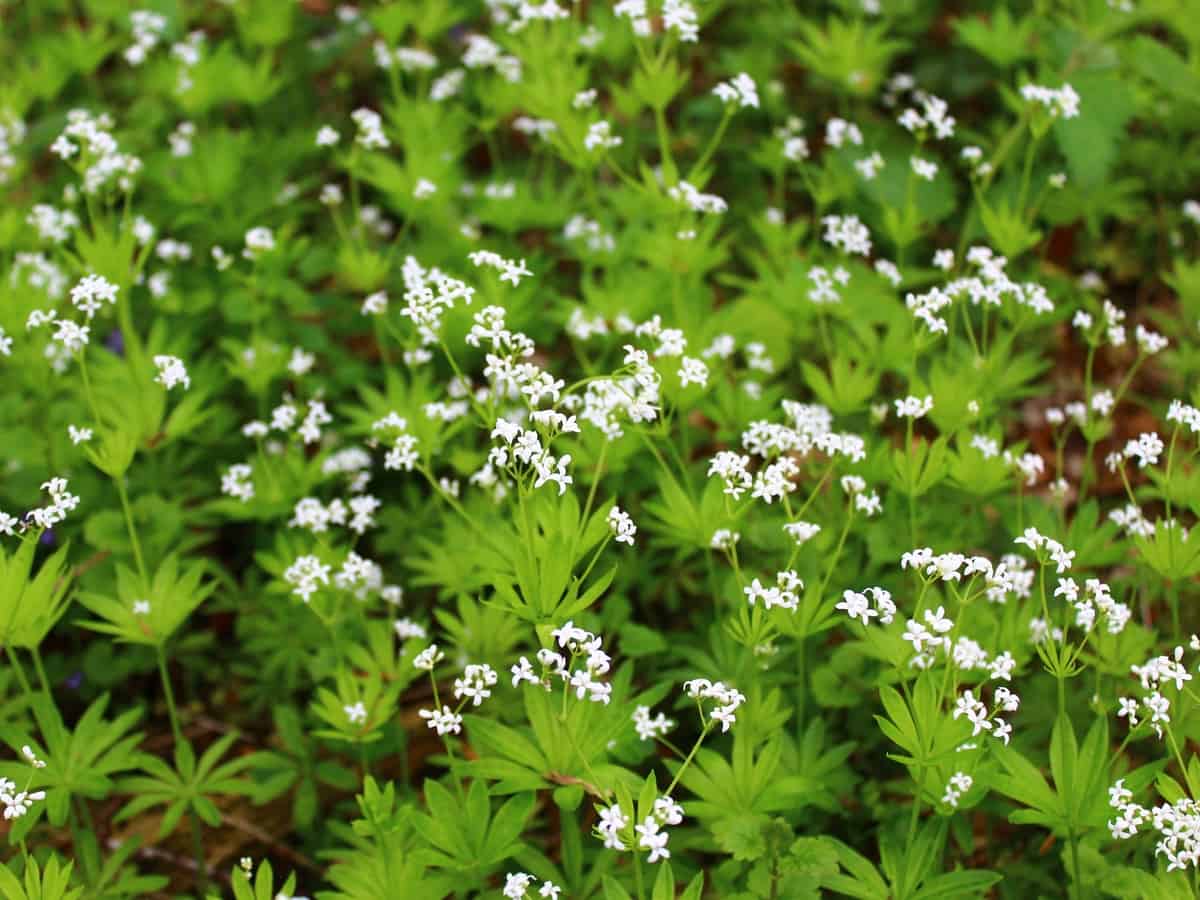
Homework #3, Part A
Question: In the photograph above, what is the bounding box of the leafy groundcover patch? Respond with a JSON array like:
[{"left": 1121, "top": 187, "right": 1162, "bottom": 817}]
[{"left": 3, "top": 1, "right": 1200, "bottom": 898}]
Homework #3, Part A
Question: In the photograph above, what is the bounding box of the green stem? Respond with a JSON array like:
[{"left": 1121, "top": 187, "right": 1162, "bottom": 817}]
[
  {"left": 31, "top": 647, "right": 52, "bottom": 697},
  {"left": 633, "top": 848, "right": 646, "bottom": 900},
  {"left": 189, "top": 808, "right": 208, "bottom": 893},
  {"left": 156, "top": 644, "right": 183, "bottom": 744},
  {"left": 1067, "top": 829, "right": 1083, "bottom": 897},
  {"left": 665, "top": 722, "right": 712, "bottom": 797},
  {"left": 689, "top": 109, "right": 734, "bottom": 180},
  {"left": 115, "top": 476, "right": 147, "bottom": 584}
]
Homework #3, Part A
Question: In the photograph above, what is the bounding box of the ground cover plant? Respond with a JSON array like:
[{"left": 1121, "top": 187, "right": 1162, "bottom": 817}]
[{"left": 3, "top": 0, "right": 1200, "bottom": 897}]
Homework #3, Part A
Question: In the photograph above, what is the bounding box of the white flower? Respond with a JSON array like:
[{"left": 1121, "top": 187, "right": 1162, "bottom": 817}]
[
  {"left": 678, "top": 356, "right": 708, "bottom": 388},
  {"left": 413, "top": 644, "right": 444, "bottom": 671},
  {"left": 712, "top": 73, "right": 759, "bottom": 109},
  {"left": 911, "top": 156, "right": 938, "bottom": 181},
  {"left": 894, "top": 395, "right": 933, "bottom": 418},
  {"left": 632, "top": 705, "right": 675, "bottom": 741},
  {"left": 344, "top": 702, "right": 367, "bottom": 725},
  {"left": 837, "top": 589, "right": 877, "bottom": 626},
  {"left": 636, "top": 816, "right": 670, "bottom": 863},
  {"left": 784, "top": 521, "right": 821, "bottom": 545},
  {"left": 503, "top": 874, "right": 534, "bottom": 899},
  {"left": 153, "top": 354, "right": 190, "bottom": 390},
  {"left": 607, "top": 506, "right": 637, "bottom": 546},
  {"left": 316, "top": 126, "right": 340, "bottom": 147},
  {"left": 453, "top": 663, "right": 498, "bottom": 707},
  {"left": 283, "top": 555, "right": 331, "bottom": 603},
  {"left": 351, "top": 107, "right": 389, "bottom": 149},
  {"left": 419, "top": 705, "right": 462, "bottom": 736},
  {"left": 597, "top": 803, "right": 629, "bottom": 850},
  {"left": 1020, "top": 83, "right": 1080, "bottom": 119},
  {"left": 68, "top": 425, "right": 93, "bottom": 445},
  {"left": 584, "top": 120, "right": 622, "bottom": 152}
]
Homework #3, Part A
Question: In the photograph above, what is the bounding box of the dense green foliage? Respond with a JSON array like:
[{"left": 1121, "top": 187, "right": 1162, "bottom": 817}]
[{"left": 3, "top": 0, "right": 1200, "bottom": 897}]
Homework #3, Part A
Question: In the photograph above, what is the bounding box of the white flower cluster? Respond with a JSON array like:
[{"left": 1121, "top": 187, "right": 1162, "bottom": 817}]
[
  {"left": 1120, "top": 645, "right": 1195, "bottom": 739},
  {"left": 453, "top": 663, "right": 499, "bottom": 706},
  {"left": 243, "top": 226, "right": 275, "bottom": 260},
  {"left": 668, "top": 181, "right": 728, "bottom": 214},
  {"left": 744, "top": 569, "right": 804, "bottom": 613},
  {"left": 221, "top": 464, "right": 254, "bottom": 503},
  {"left": 419, "top": 705, "right": 463, "bottom": 736},
  {"left": 711, "top": 529, "right": 740, "bottom": 550},
  {"left": 898, "top": 92, "right": 956, "bottom": 139},
  {"left": 371, "top": 412, "right": 420, "bottom": 473},
  {"left": 825, "top": 117, "right": 863, "bottom": 148},
  {"left": 125, "top": 10, "right": 167, "bottom": 65},
  {"left": 942, "top": 771, "right": 973, "bottom": 809},
  {"left": 784, "top": 520, "right": 821, "bottom": 545},
  {"left": 607, "top": 506, "right": 637, "bottom": 545},
  {"left": 1108, "top": 779, "right": 1200, "bottom": 871},
  {"left": 461, "top": 35, "right": 521, "bottom": 82},
  {"left": 894, "top": 395, "right": 933, "bottom": 419},
  {"left": 468, "top": 249, "right": 533, "bottom": 287},
  {"left": 595, "top": 795, "right": 684, "bottom": 864},
  {"left": 1055, "top": 576, "right": 1131, "bottom": 634},
  {"left": 490, "top": 419, "right": 573, "bottom": 496},
  {"left": 807, "top": 265, "right": 850, "bottom": 304},
  {"left": 0, "top": 745, "right": 47, "bottom": 821},
  {"left": 1012, "top": 527, "right": 1076, "bottom": 573},
  {"left": 351, "top": 107, "right": 389, "bottom": 149},
  {"left": 511, "top": 621, "right": 613, "bottom": 705},
  {"left": 288, "top": 494, "right": 381, "bottom": 536},
  {"left": 575, "top": 344, "right": 661, "bottom": 438},
  {"left": 708, "top": 401, "right": 867, "bottom": 503},
  {"left": 395, "top": 255, "right": 477, "bottom": 344},
  {"left": 1020, "top": 82, "right": 1081, "bottom": 119},
  {"left": 614, "top": 0, "right": 699, "bottom": 42},
  {"left": 0, "top": 113, "right": 25, "bottom": 184},
  {"left": 564, "top": 215, "right": 615, "bottom": 253},
  {"left": 502, "top": 872, "right": 561, "bottom": 899},
  {"left": 584, "top": 120, "right": 622, "bottom": 152},
  {"left": 632, "top": 704, "right": 675, "bottom": 741},
  {"left": 1121, "top": 432, "right": 1164, "bottom": 469},
  {"left": 1, "top": 477, "right": 80, "bottom": 536},
  {"left": 50, "top": 110, "right": 142, "bottom": 194},
  {"left": 153, "top": 354, "right": 190, "bottom": 391},
  {"left": 836, "top": 587, "right": 896, "bottom": 625},
  {"left": 683, "top": 678, "right": 746, "bottom": 732},
  {"left": 822, "top": 214, "right": 872, "bottom": 256},
  {"left": 952, "top": 685, "right": 1019, "bottom": 745},
  {"left": 906, "top": 247, "right": 1054, "bottom": 336},
  {"left": 712, "top": 73, "right": 759, "bottom": 109},
  {"left": 283, "top": 555, "right": 332, "bottom": 603},
  {"left": 1108, "top": 503, "right": 1155, "bottom": 538},
  {"left": 11, "top": 252, "right": 68, "bottom": 300},
  {"left": 27, "top": 204, "right": 80, "bottom": 243},
  {"left": 373, "top": 41, "right": 437, "bottom": 72}
]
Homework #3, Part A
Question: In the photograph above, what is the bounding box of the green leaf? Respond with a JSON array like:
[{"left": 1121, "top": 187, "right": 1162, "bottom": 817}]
[{"left": 1053, "top": 70, "right": 1136, "bottom": 188}]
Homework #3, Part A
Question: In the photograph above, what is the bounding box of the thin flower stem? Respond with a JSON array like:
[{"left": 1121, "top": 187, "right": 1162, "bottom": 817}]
[
  {"left": 689, "top": 108, "right": 734, "bottom": 181},
  {"left": 115, "top": 476, "right": 148, "bottom": 584},
  {"left": 156, "top": 643, "right": 184, "bottom": 745},
  {"left": 31, "top": 647, "right": 52, "bottom": 697},
  {"left": 189, "top": 808, "right": 208, "bottom": 893},
  {"left": 665, "top": 721, "right": 713, "bottom": 797}
]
